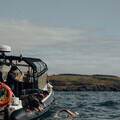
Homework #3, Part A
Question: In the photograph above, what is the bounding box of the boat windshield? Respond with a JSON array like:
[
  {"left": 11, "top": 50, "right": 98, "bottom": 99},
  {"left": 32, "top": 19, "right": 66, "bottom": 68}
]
[
  {"left": 0, "top": 55, "right": 48, "bottom": 96},
  {"left": 23, "top": 57, "right": 48, "bottom": 77}
]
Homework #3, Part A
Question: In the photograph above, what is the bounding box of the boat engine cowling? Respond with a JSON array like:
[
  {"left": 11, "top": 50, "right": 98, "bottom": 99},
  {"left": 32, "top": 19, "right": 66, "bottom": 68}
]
[{"left": 8, "top": 97, "right": 23, "bottom": 118}]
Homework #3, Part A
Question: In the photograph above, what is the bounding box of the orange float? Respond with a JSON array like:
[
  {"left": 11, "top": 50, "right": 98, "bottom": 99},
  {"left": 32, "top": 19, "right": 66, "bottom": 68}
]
[{"left": 0, "top": 82, "right": 12, "bottom": 106}]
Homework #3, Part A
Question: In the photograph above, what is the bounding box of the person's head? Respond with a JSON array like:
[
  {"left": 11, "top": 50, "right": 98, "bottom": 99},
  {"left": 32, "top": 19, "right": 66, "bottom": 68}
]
[
  {"left": 43, "top": 90, "right": 49, "bottom": 97},
  {"left": 39, "top": 94, "right": 44, "bottom": 101},
  {"left": 10, "top": 66, "right": 17, "bottom": 74}
]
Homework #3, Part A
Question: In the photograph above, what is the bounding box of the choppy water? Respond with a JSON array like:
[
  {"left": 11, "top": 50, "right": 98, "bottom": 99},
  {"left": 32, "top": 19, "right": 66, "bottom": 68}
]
[{"left": 41, "top": 91, "right": 120, "bottom": 120}]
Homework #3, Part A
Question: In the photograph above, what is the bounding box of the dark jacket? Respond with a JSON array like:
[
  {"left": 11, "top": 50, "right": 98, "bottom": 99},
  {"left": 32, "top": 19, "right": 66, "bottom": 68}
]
[
  {"left": 0, "top": 71, "right": 3, "bottom": 82},
  {"left": 6, "top": 71, "right": 16, "bottom": 91}
]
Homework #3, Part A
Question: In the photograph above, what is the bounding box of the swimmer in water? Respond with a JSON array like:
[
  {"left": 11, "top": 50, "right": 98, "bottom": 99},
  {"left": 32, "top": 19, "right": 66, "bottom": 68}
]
[{"left": 59, "top": 109, "right": 79, "bottom": 119}]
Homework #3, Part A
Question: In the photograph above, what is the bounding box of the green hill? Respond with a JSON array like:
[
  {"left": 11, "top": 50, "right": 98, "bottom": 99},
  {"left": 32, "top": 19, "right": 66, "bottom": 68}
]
[{"left": 49, "top": 74, "right": 120, "bottom": 91}]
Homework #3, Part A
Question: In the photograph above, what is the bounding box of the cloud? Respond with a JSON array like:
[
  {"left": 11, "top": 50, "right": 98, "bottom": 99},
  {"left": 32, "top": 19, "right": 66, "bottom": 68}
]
[{"left": 0, "top": 19, "right": 120, "bottom": 76}]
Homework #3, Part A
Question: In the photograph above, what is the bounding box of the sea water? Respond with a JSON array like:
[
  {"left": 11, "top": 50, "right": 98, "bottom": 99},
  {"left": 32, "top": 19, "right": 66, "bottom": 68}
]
[{"left": 41, "top": 91, "right": 120, "bottom": 120}]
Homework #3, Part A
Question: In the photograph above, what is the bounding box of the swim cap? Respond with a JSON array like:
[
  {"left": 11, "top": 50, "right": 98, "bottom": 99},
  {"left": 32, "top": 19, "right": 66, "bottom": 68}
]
[{"left": 75, "top": 112, "right": 79, "bottom": 116}]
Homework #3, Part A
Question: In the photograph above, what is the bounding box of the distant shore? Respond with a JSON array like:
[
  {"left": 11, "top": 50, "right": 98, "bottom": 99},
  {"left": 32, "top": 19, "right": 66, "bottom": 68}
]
[{"left": 49, "top": 74, "right": 120, "bottom": 91}]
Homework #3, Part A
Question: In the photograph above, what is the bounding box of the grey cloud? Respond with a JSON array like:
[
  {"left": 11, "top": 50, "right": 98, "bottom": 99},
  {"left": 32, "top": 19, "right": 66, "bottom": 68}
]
[{"left": 0, "top": 19, "right": 120, "bottom": 76}]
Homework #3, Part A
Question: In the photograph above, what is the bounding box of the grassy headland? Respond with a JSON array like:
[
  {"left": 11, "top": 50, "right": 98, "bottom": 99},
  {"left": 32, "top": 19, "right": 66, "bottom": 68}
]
[{"left": 49, "top": 74, "right": 120, "bottom": 91}]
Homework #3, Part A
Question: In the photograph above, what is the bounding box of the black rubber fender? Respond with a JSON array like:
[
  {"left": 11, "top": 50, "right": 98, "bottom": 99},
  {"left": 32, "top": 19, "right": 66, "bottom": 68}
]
[{"left": 10, "top": 108, "right": 28, "bottom": 120}]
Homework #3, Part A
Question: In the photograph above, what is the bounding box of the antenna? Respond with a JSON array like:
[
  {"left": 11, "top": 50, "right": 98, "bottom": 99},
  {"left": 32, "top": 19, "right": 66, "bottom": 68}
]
[
  {"left": 18, "top": 11, "right": 23, "bottom": 56},
  {"left": 19, "top": 19, "right": 22, "bottom": 55}
]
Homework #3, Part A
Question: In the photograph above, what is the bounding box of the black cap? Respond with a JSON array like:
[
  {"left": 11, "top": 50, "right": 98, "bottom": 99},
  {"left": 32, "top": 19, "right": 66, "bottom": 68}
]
[{"left": 10, "top": 66, "right": 17, "bottom": 71}]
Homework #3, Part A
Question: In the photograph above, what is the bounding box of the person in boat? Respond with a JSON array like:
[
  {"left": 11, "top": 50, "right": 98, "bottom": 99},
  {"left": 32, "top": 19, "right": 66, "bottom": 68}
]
[
  {"left": 0, "top": 62, "right": 4, "bottom": 83},
  {"left": 58, "top": 109, "right": 79, "bottom": 119},
  {"left": 22, "top": 89, "right": 44, "bottom": 95},
  {"left": 23, "top": 89, "right": 47, "bottom": 105},
  {"left": 43, "top": 90, "right": 49, "bottom": 98},
  {"left": 22, "top": 89, "right": 49, "bottom": 98},
  {"left": 6, "top": 66, "right": 24, "bottom": 93},
  {"left": 0, "top": 71, "right": 4, "bottom": 83},
  {"left": 21, "top": 93, "right": 45, "bottom": 111},
  {"left": 29, "top": 94, "right": 44, "bottom": 111}
]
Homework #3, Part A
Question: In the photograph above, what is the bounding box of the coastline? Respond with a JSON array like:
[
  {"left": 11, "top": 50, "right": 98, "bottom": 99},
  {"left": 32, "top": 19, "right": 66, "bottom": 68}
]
[{"left": 50, "top": 74, "right": 120, "bottom": 91}]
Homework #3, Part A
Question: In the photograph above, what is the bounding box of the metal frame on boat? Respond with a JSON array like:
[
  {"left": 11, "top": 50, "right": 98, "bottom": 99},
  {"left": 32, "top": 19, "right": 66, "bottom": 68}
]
[{"left": 0, "top": 45, "right": 55, "bottom": 120}]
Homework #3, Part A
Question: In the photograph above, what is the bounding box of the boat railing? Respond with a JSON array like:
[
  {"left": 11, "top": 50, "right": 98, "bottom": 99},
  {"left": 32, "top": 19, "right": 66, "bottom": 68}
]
[{"left": 42, "top": 83, "right": 53, "bottom": 103}]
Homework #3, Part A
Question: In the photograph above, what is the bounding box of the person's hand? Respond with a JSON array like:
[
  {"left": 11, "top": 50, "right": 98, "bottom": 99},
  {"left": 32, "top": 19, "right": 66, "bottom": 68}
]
[
  {"left": 22, "top": 72, "right": 24, "bottom": 76},
  {"left": 43, "top": 102, "right": 46, "bottom": 107},
  {"left": 59, "top": 109, "right": 64, "bottom": 112},
  {"left": 59, "top": 109, "right": 67, "bottom": 112},
  {"left": 41, "top": 102, "right": 45, "bottom": 106},
  {"left": 38, "top": 106, "right": 43, "bottom": 111},
  {"left": 54, "top": 101, "right": 56, "bottom": 105}
]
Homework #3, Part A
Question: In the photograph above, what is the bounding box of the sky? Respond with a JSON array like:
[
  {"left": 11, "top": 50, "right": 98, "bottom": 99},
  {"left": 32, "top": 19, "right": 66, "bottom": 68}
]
[{"left": 0, "top": 0, "right": 120, "bottom": 76}]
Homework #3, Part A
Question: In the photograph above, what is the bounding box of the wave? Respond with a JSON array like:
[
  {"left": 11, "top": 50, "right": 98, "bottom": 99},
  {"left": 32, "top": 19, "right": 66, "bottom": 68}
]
[{"left": 98, "top": 100, "right": 120, "bottom": 107}]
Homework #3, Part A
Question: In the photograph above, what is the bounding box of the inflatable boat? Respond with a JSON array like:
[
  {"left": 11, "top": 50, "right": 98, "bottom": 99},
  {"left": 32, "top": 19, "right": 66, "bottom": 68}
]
[{"left": 0, "top": 45, "right": 55, "bottom": 120}]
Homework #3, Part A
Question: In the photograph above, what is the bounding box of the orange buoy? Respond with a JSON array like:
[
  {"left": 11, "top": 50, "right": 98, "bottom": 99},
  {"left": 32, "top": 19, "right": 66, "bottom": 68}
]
[{"left": 0, "top": 82, "right": 12, "bottom": 106}]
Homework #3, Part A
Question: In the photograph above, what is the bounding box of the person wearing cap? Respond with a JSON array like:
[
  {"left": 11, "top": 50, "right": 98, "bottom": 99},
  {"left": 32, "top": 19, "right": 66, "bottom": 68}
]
[
  {"left": 0, "top": 64, "right": 4, "bottom": 83},
  {"left": 0, "top": 71, "right": 4, "bottom": 83},
  {"left": 6, "top": 66, "right": 24, "bottom": 93}
]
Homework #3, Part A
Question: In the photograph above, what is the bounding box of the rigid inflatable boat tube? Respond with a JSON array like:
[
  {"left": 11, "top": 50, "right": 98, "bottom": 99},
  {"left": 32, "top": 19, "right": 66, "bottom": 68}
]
[{"left": 0, "top": 82, "right": 12, "bottom": 106}]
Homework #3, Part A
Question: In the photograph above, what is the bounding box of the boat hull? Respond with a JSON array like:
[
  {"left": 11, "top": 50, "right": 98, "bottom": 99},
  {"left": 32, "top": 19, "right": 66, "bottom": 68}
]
[
  {"left": 10, "top": 89, "right": 55, "bottom": 120},
  {"left": 10, "top": 102, "right": 54, "bottom": 120}
]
